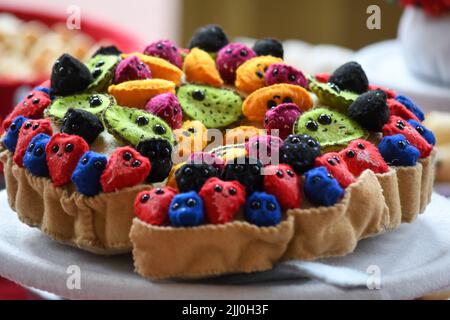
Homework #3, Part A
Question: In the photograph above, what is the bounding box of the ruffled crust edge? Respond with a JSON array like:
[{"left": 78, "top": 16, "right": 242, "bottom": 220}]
[
  {"left": 282, "top": 170, "right": 389, "bottom": 261},
  {"left": 0, "top": 147, "right": 437, "bottom": 273},
  {"left": 130, "top": 216, "right": 295, "bottom": 280},
  {"left": 0, "top": 149, "right": 147, "bottom": 255}
]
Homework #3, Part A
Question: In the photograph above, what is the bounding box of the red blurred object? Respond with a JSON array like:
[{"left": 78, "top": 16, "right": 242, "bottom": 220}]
[
  {"left": 0, "top": 277, "right": 28, "bottom": 300},
  {"left": 315, "top": 73, "right": 330, "bottom": 83},
  {"left": 0, "top": 4, "right": 144, "bottom": 125}
]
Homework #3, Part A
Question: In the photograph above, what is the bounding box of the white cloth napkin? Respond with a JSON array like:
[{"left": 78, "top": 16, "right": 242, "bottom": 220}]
[{"left": 0, "top": 190, "right": 450, "bottom": 300}]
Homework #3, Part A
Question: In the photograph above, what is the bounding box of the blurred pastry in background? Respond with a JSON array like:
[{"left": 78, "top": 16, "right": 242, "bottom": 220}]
[
  {"left": 0, "top": 13, "right": 97, "bottom": 81},
  {"left": 424, "top": 112, "right": 450, "bottom": 182}
]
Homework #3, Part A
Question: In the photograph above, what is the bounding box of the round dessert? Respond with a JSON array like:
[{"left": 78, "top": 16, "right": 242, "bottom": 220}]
[{"left": 0, "top": 25, "right": 437, "bottom": 280}]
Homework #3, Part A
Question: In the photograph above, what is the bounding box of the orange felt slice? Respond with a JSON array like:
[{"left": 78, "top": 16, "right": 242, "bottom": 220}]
[
  {"left": 242, "top": 83, "right": 313, "bottom": 122},
  {"left": 108, "top": 79, "right": 175, "bottom": 108},
  {"left": 183, "top": 48, "right": 223, "bottom": 87},
  {"left": 122, "top": 53, "right": 183, "bottom": 86},
  {"left": 235, "top": 56, "right": 283, "bottom": 94},
  {"left": 224, "top": 126, "right": 263, "bottom": 145},
  {"left": 173, "top": 120, "right": 208, "bottom": 160}
]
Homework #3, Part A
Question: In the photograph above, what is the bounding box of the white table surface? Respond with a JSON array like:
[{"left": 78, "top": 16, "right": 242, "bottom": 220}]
[
  {"left": 354, "top": 40, "right": 450, "bottom": 113},
  {"left": 1, "top": 190, "right": 450, "bottom": 300}
]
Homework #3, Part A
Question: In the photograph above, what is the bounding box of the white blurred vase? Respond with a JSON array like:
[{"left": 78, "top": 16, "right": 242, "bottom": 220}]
[{"left": 398, "top": 7, "right": 450, "bottom": 85}]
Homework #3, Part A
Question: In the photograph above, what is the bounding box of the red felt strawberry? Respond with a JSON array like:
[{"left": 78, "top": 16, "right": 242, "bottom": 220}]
[
  {"left": 315, "top": 73, "right": 330, "bottom": 83},
  {"left": 13, "top": 119, "right": 53, "bottom": 167},
  {"left": 199, "top": 177, "right": 246, "bottom": 224},
  {"left": 368, "top": 84, "right": 396, "bottom": 99},
  {"left": 101, "top": 146, "right": 151, "bottom": 193},
  {"left": 45, "top": 133, "right": 89, "bottom": 187},
  {"left": 340, "top": 139, "right": 389, "bottom": 177},
  {"left": 263, "top": 164, "right": 301, "bottom": 210},
  {"left": 315, "top": 152, "right": 356, "bottom": 188},
  {"left": 3, "top": 90, "right": 51, "bottom": 131},
  {"left": 382, "top": 116, "right": 432, "bottom": 158},
  {"left": 387, "top": 99, "right": 420, "bottom": 122},
  {"left": 134, "top": 187, "right": 177, "bottom": 225}
]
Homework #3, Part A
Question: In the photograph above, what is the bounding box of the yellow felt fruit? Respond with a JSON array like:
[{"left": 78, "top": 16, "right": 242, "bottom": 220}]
[
  {"left": 183, "top": 48, "right": 223, "bottom": 87},
  {"left": 108, "top": 79, "right": 175, "bottom": 108},
  {"left": 122, "top": 53, "right": 183, "bottom": 86},
  {"left": 235, "top": 56, "right": 282, "bottom": 94},
  {"left": 242, "top": 83, "right": 313, "bottom": 122},
  {"left": 224, "top": 126, "right": 263, "bottom": 145},
  {"left": 173, "top": 120, "right": 208, "bottom": 159}
]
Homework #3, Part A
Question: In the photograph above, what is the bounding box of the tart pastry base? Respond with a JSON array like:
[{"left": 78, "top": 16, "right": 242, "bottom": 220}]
[
  {"left": 0, "top": 149, "right": 146, "bottom": 255},
  {"left": 130, "top": 216, "right": 294, "bottom": 280},
  {"left": 0, "top": 148, "right": 436, "bottom": 276}
]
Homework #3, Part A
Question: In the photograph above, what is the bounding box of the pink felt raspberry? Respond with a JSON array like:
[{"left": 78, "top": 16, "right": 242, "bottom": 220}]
[
  {"left": 216, "top": 43, "right": 256, "bottom": 84},
  {"left": 113, "top": 55, "right": 152, "bottom": 84},
  {"left": 145, "top": 92, "right": 182, "bottom": 129},
  {"left": 265, "top": 63, "right": 307, "bottom": 88},
  {"left": 143, "top": 39, "right": 183, "bottom": 68},
  {"left": 264, "top": 103, "right": 302, "bottom": 140}
]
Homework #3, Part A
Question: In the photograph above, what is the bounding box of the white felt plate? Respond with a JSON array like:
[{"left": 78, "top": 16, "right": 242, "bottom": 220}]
[
  {"left": 0, "top": 190, "right": 450, "bottom": 300},
  {"left": 354, "top": 40, "right": 450, "bottom": 112}
]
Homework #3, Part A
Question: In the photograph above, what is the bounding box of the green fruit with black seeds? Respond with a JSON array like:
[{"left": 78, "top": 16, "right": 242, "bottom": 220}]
[
  {"left": 294, "top": 107, "right": 367, "bottom": 152},
  {"left": 308, "top": 76, "right": 358, "bottom": 113},
  {"left": 45, "top": 93, "right": 115, "bottom": 123},
  {"left": 86, "top": 54, "right": 120, "bottom": 92},
  {"left": 177, "top": 84, "right": 243, "bottom": 128},
  {"left": 103, "top": 104, "right": 174, "bottom": 146}
]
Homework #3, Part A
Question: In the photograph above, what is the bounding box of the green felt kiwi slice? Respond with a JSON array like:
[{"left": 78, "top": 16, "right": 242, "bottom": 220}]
[
  {"left": 308, "top": 76, "right": 358, "bottom": 113},
  {"left": 45, "top": 93, "right": 115, "bottom": 123},
  {"left": 294, "top": 107, "right": 367, "bottom": 152},
  {"left": 103, "top": 104, "right": 174, "bottom": 146},
  {"left": 86, "top": 54, "right": 120, "bottom": 92},
  {"left": 177, "top": 84, "right": 243, "bottom": 128}
]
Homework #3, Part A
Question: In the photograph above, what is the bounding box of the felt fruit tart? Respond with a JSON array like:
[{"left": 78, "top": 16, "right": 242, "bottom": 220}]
[{"left": 0, "top": 26, "right": 437, "bottom": 280}]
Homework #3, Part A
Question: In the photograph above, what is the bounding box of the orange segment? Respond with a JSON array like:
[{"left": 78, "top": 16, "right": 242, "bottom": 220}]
[
  {"left": 122, "top": 53, "right": 183, "bottom": 86},
  {"left": 173, "top": 120, "right": 208, "bottom": 160},
  {"left": 167, "top": 162, "right": 185, "bottom": 190},
  {"left": 242, "top": 83, "right": 313, "bottom": 122},
  {"left": 235, "top": 56, "right": 283, "bottom": 94},
  {"left": 183, "top": 48, "right": 223, "bottom": 87},
  {"left": 108, "top": 79, "right": 175, "bottom": 108},
  {"left": 224, "top": 126, "right": 263, "bottom": 145}
]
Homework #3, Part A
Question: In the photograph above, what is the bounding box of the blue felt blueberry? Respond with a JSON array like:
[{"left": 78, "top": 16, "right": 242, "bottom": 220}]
[
  {"left": 169, "top": 191, "right": 204, "bottom": 227},
  {"left": 378, "top": 134, "right": 420, "bottom": 167},
  {"left": 3, "top": 116, "right": 28, "bottom": 152},
  {"left": 244, "top": 192, "right": 281, "bottom": 227},
  {"left": 33, "top": 86, "right": 51, "bottom": 96},
  {"left": 71, "top": 151, "right": 107, "bottom": 197},
  {"left": 407, "top": 119, "right": 436, "bottom": 146},
  {"left": 23, "top": 133, "right": 51, "bottom": 177},
  {"left": 395, "top": 95, "right": 425, "bottom": 122},
  {"left": 304, "top": 167, "right": 344, "bottom": 207}
]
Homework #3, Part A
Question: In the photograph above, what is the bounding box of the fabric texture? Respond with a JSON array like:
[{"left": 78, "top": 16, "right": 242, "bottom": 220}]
[
  {"left": 130, "top": 216, "right": 294, "bottom": 280},
  {"left": 0, "top": 146, "right": 437, "bottom": 277},
  {"left": 0, "top": 149, "right": 147, "bottom": 254},
  {"left": 1, "top": 191, "right": 450, "bottom": 299}
]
